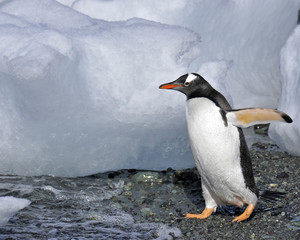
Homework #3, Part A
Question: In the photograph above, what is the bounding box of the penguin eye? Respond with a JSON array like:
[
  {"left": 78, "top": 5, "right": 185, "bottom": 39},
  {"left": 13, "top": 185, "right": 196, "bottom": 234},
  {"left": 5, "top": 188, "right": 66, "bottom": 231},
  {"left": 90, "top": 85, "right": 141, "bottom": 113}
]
[{"left": 184, "top": 82, "right": 190, "bottom": 86}]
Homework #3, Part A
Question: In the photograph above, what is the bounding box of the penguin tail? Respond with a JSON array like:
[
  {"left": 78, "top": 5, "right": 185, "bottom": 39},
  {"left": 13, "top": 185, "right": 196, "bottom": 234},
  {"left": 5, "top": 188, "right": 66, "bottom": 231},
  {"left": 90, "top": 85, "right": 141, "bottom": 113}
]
[{"left": 259, "top": 190, "right": 285, "bottom": 203}]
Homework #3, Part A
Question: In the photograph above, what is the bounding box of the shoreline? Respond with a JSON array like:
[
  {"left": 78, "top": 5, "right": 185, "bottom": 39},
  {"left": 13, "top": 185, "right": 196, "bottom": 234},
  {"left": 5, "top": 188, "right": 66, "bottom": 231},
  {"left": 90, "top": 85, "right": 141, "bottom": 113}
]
[
  {"left": 97, "top": 141, "right": 300, "bottom": 239},
  {"left": 0, "top": 141, "right": 299, "bottom": 239}
]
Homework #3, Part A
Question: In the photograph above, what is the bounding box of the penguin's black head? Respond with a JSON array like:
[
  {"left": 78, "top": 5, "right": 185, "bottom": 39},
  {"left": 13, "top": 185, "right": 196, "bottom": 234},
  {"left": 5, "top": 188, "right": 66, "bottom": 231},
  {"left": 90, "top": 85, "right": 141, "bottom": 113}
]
[{"left": 159, "top": 73, "right": 214, "bottom": 100}]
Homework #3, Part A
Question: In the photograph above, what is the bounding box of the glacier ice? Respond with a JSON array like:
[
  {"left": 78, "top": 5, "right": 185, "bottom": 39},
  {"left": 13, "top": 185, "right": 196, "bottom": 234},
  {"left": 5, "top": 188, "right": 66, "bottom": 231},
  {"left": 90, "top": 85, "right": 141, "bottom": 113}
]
[
  {"left": 0, "top": 0, "right": 299, "bottom": 177},
  {"left": 0, "top": 196, "right": 31, "bottom": 227},
  {"left": 0, "top": 0, "right": 199, "bottom": 176},
  {"left": 59, "top": 0, "right": 300, "bottom": 108},
  {"left": 269, "top": 25, "right": 300, "bottom": 156}
]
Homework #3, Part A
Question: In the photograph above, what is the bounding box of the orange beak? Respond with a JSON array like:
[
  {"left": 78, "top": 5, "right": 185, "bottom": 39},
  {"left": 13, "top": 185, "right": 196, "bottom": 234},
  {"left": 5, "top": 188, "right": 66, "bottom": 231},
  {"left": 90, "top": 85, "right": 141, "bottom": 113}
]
[{"left": 159, "top": 83, "right": 181, "bottom": 89}]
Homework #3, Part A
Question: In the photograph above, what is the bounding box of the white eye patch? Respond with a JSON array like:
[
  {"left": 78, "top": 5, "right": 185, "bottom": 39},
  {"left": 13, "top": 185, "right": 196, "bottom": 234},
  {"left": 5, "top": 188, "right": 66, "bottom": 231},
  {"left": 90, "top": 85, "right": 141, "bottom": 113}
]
[{"left": 184, "top": 73, "right": 198, "bottom": 85}]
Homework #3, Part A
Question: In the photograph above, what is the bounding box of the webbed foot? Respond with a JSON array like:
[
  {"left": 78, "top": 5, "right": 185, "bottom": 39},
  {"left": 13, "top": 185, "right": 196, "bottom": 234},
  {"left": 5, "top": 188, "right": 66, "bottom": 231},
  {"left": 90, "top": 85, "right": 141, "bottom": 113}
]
[
  {"left": 185, "top": 208, "right": 214, "bottom": 219},
  {"left": 232, "top": 204, "right": 255, "bottom": 222}
]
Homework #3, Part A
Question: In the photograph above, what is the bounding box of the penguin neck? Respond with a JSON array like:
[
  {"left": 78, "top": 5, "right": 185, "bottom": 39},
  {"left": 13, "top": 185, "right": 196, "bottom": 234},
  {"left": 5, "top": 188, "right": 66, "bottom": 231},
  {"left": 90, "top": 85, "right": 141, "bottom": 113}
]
[{"left": 186, "top": 88, "right": 232, "bottom": 111}]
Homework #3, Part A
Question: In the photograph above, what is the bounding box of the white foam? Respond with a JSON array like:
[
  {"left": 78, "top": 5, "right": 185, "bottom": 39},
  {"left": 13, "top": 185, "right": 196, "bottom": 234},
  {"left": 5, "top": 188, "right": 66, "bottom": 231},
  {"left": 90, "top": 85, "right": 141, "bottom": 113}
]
[{"left": 0, "top": 196, "right": 31, "bottom": 227}]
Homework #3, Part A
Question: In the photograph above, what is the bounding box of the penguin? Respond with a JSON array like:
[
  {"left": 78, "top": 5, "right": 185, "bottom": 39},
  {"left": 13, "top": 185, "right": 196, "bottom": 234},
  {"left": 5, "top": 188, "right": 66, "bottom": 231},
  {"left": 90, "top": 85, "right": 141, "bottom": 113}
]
[{"left": 159, "top": 73, "right": 293, "bottom": 222}]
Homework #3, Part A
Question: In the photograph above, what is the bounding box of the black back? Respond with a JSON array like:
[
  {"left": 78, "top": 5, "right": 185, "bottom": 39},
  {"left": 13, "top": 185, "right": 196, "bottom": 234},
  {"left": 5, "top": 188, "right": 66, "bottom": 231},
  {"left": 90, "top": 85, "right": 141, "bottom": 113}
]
[{"left": 181, "top": 74, "right": 258, "bottom": 196}]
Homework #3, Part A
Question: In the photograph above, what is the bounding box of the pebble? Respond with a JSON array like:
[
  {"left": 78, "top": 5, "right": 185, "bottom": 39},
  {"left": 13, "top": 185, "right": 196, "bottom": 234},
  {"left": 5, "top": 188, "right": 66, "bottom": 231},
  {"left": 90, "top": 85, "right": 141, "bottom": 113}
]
[
  {"left": 109, "top": 142, "right": 300, "bottom": 239},
  {"left": 110, "top": 202, "right": 122, "bottom": 209},
  {"left": 254, "top": 176, "right": 262, "bottom": 182},
  {"left": 254, "top": 124, "right": 269, "bottom": 135},
  {"left": 131, "top": 172, "right": 162, "bottom": 183},
  {"left": 140, "top": 207, "right": 154, "bottom": 217},
  {"left": 276, "top": 172, "right": 289, "bottom": 178},
  {"left": 151, "top": 231, "right": 159, "bottom": 238},
  {"left": 269, "top": 183, "right": 278, "bottom": 187},
  {"left": 122, "top": 191, "right": 132, "bottom": 196},
  {"left": 291, "top": 219, "right": 300, "bottom": 227}
]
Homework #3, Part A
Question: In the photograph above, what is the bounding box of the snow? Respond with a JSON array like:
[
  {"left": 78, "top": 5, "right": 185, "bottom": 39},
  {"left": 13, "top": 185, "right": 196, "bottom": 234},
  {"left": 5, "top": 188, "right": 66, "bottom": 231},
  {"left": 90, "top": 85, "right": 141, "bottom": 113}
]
[
  {"left": 269, "top": 25, "right": 300, "bottom": 156},
  {"left": 0, "top": 0, "right": 299, "bottom": 177},
  {"left": 0, "top": 0, "right": 198, "bottom": 176},
  {"left": 59, "top": 0, "right": 300, "bottom": 108},
  {"left": 0, "top": 196, "right": 31, "bottom": 227}
]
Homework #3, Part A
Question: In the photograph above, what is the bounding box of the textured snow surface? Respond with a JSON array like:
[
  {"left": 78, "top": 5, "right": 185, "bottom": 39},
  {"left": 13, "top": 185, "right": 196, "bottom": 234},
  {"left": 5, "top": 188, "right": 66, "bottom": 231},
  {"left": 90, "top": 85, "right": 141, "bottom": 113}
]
[
  {"left": 269, "top": 25, "right": 300, "bottom": 156},
  {"left": 0, "top": 0, "right": 299, "bottom": 176},
  {"left": 59, "top": 0, "right": 300, "bottom": 108}
]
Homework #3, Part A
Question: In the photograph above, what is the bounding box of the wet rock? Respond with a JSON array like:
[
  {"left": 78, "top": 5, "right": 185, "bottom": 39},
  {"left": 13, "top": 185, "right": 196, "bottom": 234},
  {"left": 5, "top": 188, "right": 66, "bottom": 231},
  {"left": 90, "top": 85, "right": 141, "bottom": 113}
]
[
  {"left": 174, "top": 169, "right": 200, "bottom": 182},
  {"left": 252, "top": 141, "right": 268, "bottom": 149},
  {"left": 131, "top": 172, "right": 162, "bottom": 183},
  {"left": 254, "top": 176, "right": 262, "bottom": 182},
  {"left": 122, "top": 191, "right": 132, "bottom": 197},
  {"left": 110, "top": 202, "right": 122, "bottom": 209},
  {"left": 160, "top": 199, "right": 175, "bottom": 209},
  {"left": 108, "top": 170, "right": 122, "bottom": 178},
  {"left": 123, "top": 182, "right": 132, "bottom": 191},
  {"left": 113, "top": 142, "right": 299, "bottom": 239},
  {"left": 111, "top": 196, "right": 119, "bottom": 202},
  {"left": 254, "top": 124, "right": 269, "bottom": 135},
  {"left": 151, "top": 231, "right": 159, "bottom": 238},
  {"left": 276, "top": 172, "right": 289, "bottom": 178},
  {"left": 140, "top": 207, "right": 155, "bottom": 218}
]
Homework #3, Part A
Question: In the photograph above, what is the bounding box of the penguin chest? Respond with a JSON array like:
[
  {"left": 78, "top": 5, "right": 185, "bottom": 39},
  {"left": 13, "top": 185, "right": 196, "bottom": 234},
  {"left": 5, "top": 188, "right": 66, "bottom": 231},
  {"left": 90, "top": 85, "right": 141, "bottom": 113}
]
[{"left": 186, "top": 98, "right": 246, "bottom": 202}]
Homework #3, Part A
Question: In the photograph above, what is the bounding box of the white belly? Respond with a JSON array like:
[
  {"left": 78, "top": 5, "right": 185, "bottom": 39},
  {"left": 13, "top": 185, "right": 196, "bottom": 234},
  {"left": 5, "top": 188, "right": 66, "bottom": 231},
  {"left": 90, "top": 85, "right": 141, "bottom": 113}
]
[{"left": 186, "top": 98, "right": 251, "bottom": 205}]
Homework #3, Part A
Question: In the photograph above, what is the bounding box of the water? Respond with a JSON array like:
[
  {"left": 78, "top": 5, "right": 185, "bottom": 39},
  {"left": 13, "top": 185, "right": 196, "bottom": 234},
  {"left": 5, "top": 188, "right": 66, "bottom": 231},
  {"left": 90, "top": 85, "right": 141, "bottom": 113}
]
[
  {"left": 0, "top": 175, "right": 181, "bottom": 239},
  {"left": 0, "top": 142, "right": 299, "bottom": 239}
]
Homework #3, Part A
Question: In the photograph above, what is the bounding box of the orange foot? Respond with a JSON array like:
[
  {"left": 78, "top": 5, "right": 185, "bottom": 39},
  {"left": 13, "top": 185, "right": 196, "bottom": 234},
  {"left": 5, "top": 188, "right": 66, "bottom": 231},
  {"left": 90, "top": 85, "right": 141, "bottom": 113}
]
[
  {"left": 185, "top": 208, "right": 214, "bottom": 219},
  {"left": 232, "top": 204, "right": 255, "bottom": 222}
]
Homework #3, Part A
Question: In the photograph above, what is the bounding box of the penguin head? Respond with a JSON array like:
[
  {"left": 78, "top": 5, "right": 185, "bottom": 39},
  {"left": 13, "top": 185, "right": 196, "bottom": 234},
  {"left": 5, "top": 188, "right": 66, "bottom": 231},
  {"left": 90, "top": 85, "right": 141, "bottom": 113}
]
[{"left": 159, "top": 73, "right": 213, "bottom": 99}]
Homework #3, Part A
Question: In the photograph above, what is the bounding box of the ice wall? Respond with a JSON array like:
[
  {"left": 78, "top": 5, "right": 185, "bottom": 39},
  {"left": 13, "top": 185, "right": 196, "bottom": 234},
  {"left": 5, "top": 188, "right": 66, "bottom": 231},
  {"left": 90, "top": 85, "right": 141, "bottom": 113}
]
[
  {"left": 269, "top": 25, "right": 300, "bottom": 156},
  {"left": 0, "top": 0, "right": 299, "bottom": 177},
  {"left": 0, "top": 0, "right": 199, "bottom": 176},
  {"left": 59, "top": 0, "right": 300, "bottom": 108}
]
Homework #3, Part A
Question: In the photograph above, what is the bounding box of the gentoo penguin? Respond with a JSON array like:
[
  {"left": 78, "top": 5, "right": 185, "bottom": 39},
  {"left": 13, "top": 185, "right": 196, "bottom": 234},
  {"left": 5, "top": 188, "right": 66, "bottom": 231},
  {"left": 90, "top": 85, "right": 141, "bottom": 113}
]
[{"left": 159, "top": 73, "right": 293, "bottom": 222}]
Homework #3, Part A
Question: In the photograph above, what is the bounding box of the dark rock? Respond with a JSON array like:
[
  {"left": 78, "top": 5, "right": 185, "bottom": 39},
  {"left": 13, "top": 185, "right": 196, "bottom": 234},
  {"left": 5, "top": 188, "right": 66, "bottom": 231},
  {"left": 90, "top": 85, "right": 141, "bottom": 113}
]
[
  {"left": 151, "top": 231, "right": 159, "bottom": 238},
  {"left": 276, "top": 172, "right": 289, "bottom": 178},
  {"left": 114, "top": 143, "right": 300, "bottom": 239},
  {"left": 131, "top": 172, "right": 162, "bottom": 183},
  {"left": 252, "top": 141, "right": 268, "bottom": 150},
  {"left": 254, "top": 124, "right": 269, "bottom": 135}
]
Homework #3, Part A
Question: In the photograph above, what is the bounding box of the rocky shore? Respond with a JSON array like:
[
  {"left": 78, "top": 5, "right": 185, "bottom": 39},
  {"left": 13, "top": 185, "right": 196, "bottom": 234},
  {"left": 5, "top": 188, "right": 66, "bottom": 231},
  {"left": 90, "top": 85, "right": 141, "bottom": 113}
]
[{"left": 95, "top": 141, "right": 300, "bottom": 239}]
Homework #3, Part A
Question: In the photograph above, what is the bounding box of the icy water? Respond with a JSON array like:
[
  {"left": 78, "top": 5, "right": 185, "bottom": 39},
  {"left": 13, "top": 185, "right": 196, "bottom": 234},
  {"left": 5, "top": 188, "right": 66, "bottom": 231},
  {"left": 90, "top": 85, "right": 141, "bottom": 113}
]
[{"left": 0, "top": 175, "right": 181, "bottom": 239}]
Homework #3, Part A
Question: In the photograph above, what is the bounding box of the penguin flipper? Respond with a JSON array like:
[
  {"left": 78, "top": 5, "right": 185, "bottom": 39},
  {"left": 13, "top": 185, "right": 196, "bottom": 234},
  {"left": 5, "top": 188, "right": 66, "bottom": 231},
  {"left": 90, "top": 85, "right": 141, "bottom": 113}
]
[{"left": 226, "top": 108, "right": 293, "bottom": 128}]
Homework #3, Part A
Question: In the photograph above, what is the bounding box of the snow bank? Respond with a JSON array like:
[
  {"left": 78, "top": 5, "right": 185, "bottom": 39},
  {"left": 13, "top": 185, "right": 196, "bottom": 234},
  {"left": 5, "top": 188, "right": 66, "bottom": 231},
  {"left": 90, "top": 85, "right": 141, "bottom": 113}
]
[
  {"left": 0, "top": 196, "right": 31, "bottom": 227},
  {"left": 59, "top": 0, "right": 300, "bottom": 108},
  {"left": 0, "top": 0, "right": 299, "bottom": 177},
  {"left": 269, "top": 25, "right": 300, "bottom": 155},
  {"left": 0, "top": 0, "right": 199, "bottom": 176}
]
